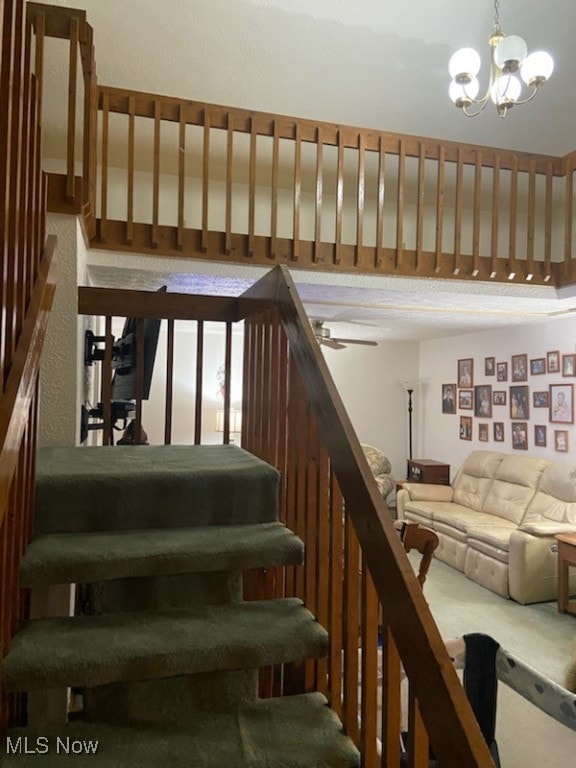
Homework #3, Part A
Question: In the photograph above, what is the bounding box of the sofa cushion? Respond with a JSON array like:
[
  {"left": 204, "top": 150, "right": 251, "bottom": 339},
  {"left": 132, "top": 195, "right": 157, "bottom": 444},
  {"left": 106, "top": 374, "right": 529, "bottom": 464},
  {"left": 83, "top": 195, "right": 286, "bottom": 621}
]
[
  {"left": 466, "top": 525, "right": 517, "bottom": 562},
  {"left": 452, "top": 451, "right": 505, "bottom": 511},
  {"left": 481, "top": 455, "right": 548, "bottom": 524},
  {"left": 522, "top": 461, "right": 576, "bottom": 525},
  {"left": 433, "top": 507, "right": 514, "bottom": 535}
]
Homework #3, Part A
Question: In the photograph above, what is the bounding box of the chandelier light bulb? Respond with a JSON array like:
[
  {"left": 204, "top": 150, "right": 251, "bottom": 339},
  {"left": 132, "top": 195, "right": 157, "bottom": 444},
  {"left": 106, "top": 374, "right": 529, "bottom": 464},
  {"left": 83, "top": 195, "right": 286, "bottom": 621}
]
[
  {"left": 490, "top": 73, "right": 522, "bottom": 105},
  {"left": 449, "top": 78, "right": 480, "bottom": 106},
  {"left": 493, "top": 34, "right": 528, "bottom": 72},
  {"left": 520, "top": 50, "right": 554, "bottom": 85},
  {"left": 448, "top": 47, "right": 481, "bottom": 81}
]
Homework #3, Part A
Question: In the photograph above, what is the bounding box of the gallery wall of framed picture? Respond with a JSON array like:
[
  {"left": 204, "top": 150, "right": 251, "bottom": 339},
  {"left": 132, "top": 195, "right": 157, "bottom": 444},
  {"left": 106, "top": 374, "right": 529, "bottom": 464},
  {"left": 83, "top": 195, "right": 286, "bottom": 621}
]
[{"left": 442, "top": 349, "right": 575, "bottom": 454}]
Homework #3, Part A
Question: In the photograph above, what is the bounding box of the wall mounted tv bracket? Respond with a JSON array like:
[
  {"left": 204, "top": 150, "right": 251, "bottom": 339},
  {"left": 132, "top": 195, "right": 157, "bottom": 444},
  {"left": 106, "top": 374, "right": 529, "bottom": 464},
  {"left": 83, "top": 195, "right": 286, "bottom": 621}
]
[{"left": 80, "top": 401, "right": 136, "bottom": 444}]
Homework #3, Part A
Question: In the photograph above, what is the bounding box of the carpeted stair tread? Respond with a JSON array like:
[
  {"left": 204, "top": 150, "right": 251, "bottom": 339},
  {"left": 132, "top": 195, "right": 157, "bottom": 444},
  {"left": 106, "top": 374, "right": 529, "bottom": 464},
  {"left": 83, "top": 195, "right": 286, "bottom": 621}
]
[
  {"left": 35, "top": 444, "right": 279, "bottom": 534},
  {"left": 4, "top": 693, "right": 360, "bottom": 767},
  {"left": 20, "top": 522, "right": 304, "bottom": 586},
  {"left": 3, "top": 598, "right": 328, "bottom": 692}
]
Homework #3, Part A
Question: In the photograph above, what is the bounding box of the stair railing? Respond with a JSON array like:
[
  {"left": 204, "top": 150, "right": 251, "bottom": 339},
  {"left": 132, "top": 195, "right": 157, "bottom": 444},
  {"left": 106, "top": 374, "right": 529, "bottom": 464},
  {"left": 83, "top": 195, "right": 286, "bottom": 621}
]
[
  {"left": 28, "top": 3, "right": 576, "bottom": 287},
  {"left": 78, "top": 268, "right": 496, "bottom": 767},
  {"left": 0, "top": 0, "right": 57, "bottom": 731}
]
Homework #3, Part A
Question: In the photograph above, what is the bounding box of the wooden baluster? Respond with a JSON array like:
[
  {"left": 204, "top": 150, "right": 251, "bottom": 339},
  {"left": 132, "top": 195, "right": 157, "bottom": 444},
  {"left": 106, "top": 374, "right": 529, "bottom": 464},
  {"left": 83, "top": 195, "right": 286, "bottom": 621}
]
[
  {"left": 304, "top": 412, "right": 319, "bottom": 691},
  {"left": 100, "top": 90, "right": 109, "bottom": 243},
  {"left": 356, "top": 133, "right": 365, "bottom": 266},
  {"left": 416, "top": 141, "right": 425, "bottom": 270},
  {"left": 314, "top": 126, "right": 323, "bottom": 263},
  {"left": 194, "top": 320, "right": 204, "bottom": 444},
  {"left": 343, "top": 513, "right": 360, "bottom": 744},
  {"left": 509, "top": 155, "right": 518, "bottom": 279},
  {"left": 453, "top": 147, "right": 463, "bottom": 275},
  {"left": 202, "top": 108, "right": 210, "bottom": 253},
  {"left": 248, "top": 116, "right": 257, "bottom": 257},
  {"left": 225, "top": 112, "right": 233, "bottom": 254},
  {"left": 376, "top": 136, "right": 385, "bottom": 268},
  {"left": 101, "top": 315, "right": 113, "bottom": 446},
  {"left": 293, "top": 123, "right": 301, "bottom": 261},
  {"left": 544, "top": 160, "right": 553, "bottom": 281},
  {"left": 380, "top": 627, "right": 402, "bottom": 768},
  {"left": 361, "top": 567, "right": 379, "bottom": 767},
  {"left": 335, "top": 131, "right": 344, "bottom": 264},
  {"left": 472, "top": 150, "right": 482, "bottom": 276},
  {"left": 133, "top": 317, "right": 144, "bottom": 440},
  {"left": 177, "top": 103, "right": 186, "bottom": 251},
  {"left": 396, "top": 138, "right": 405, "bottom": 269},
  {"left": 565, "top": 161, "right": 573, "bottom": 270},
  {"left": 222, "top": 321, "right": 233, "bottom": 444},
  {"left": 270, "top": 121, "right": 279, "bottom": 258},
  {"left": 526, "top": 158, "right": 536, "bottom": 279},
  {"left": 66, "top": 17, "right": 78, "bottom": 203},
  {"left": 126, "top": 95, "right": 135, "bottom": 245},
  {"left": 328, "top": 471, "right": 344, "bottom": 717},
  {"left": 164, "top": 318, "right": 174, "bottom": 445},
  {"left": 405, "top": 688, "right": 430, "bottom": 768},
  {"left": 489, "top": 155, "right": 500, "bottom": 278},
  {"left": 435, "top": 144, "right": 445, "bottom": 273},
  {"left": 316, "top": 442, "right": 330, "bottom": 696},
  {"left": 151, "top": 99, "right": 160, "bottom": 248}
]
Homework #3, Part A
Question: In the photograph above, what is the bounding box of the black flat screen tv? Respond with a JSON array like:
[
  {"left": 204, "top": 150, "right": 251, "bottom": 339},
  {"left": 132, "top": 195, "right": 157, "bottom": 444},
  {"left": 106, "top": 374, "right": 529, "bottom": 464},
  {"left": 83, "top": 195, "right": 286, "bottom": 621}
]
[{"left": 110, "top": 286, "right": 166, "bottom": 402}]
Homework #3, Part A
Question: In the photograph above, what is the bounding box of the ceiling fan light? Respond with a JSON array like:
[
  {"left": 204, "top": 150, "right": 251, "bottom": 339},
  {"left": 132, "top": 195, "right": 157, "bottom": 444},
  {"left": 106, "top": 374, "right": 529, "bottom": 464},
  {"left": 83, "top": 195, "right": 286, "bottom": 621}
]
[
  {"left": 490, "top": 73, "right": 522, "bottom": 104},
  {"left": 449, "top": 47, "right": 481, "bottom": 81},
  {"left": 521, "top": 50, "right": 554, "bottom": 85},
  {"left": 493, "top": 34, "right": 528, "bottom": 72}
]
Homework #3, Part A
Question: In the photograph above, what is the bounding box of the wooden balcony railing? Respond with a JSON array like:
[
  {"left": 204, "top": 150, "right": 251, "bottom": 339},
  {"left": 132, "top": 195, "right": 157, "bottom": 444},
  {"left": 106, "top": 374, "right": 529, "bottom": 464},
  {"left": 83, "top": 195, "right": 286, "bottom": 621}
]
[
  {"left": 0, "top": 0, "right": 57, "bottom": 730},
  {"left": 77, "top": 268, "right": 496, "bottom": 767},
  {"left": 28, "top": 4, "right": 576, "bottom": 288}
]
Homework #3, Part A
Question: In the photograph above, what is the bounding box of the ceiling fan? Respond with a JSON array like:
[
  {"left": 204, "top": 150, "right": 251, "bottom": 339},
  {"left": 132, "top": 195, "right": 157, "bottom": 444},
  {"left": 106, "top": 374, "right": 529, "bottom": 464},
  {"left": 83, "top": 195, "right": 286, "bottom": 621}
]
[{"left": 310, "top": 320, "right": 378, "bottom": 350}]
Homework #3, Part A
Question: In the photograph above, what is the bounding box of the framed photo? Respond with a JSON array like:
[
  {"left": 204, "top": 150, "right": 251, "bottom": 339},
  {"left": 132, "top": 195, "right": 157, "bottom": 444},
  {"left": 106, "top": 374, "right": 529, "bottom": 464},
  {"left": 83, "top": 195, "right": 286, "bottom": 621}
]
[
  {"left": 493, "top": 422, "right": 504, "bottom": 442},
  {"left": 478, "top": 423, "right": 489, "bottom": 442},
  {"left": 459, "top": 415, "right": 472, "bottom": 441},
  {"left": 484, "top": 357, "right": 495, "bottom": 376},
  {"left": 530, "top": 357, "right": 546, "bottom": 376},
  {"left": 496, "top": 362, "right": 508, "bottom": 382},
  {"left": 547, "top": 350, "right": 560, "bottom": 374},
  {"left": 511, "top": 354, "right": 528, "bottom": 382},
  {"left": 458, "top": 389, "right": 473, "bottom": 410},
  {"left": 554, "top": 430, "right": 569, "bottom": 453},
  {"left": 534, "top": 425, "right": 547, "bottom": 447},
  {"left": 474, "top": 385, "right": 492, "bottom": 418},
  {"left": 442, "top": 384, "right": 456, "bottom": 414},
  {"left": 549, "top": 383, "right": 574, "bottom": 424},
  {"left": 458, "top": 358, "right": 474, "bottom": 388},
  {"left": 533, "top": 391, "right": 549, "bottom": 408},
  {"left": 511, "top": 422, "right": 528, "bottom": 450},
  {"left": 493, "top": 390, "right": 507, "bottom": 406},
  {"left": 509, "top": 385, "right": 529, "bottom": 419},
  {"left": 562, "top": 354, "right": 576, "bottom": 377}
]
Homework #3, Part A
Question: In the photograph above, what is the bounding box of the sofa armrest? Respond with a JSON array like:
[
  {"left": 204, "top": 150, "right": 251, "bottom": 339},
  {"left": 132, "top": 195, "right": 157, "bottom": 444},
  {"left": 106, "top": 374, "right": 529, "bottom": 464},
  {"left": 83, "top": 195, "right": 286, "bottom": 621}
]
[
  {"left": 396, "top": 483, "right": 454, "bottom": 520},
  {"left": 508, "top": 530, "right": 560, "bottom": 604},
  {"left": 518, "top": 520, "right": 576, "bottom": 536}
]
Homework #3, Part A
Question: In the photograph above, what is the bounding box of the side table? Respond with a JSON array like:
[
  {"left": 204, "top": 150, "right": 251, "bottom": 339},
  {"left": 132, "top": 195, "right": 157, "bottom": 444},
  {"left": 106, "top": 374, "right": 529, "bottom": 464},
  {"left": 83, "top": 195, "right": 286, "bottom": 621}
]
[{"left": 556, "top": 533, "right": 576, "bottom": 615}]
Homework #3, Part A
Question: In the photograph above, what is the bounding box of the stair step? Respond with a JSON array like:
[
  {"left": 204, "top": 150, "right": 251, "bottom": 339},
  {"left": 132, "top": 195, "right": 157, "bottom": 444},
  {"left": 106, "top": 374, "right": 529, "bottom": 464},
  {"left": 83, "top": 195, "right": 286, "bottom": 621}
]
[
  {"left": 35, "top": 445, "right": 279, "bottom": 534},
  {"left": 3, "top": 599, "right": 328, "bottom": 692},
  {"left": 4, "top": 693, "right": 360, "bottom": 767},
  {"left": 20, "top": 522, "right": 303, "bottom": 587}
]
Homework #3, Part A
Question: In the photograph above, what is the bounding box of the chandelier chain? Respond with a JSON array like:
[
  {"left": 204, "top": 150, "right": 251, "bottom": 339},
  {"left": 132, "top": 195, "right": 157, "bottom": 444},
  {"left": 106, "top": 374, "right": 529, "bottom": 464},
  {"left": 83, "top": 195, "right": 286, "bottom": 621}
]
[{"left": 493, "top": 0, "right": 500, "bottom": 28}]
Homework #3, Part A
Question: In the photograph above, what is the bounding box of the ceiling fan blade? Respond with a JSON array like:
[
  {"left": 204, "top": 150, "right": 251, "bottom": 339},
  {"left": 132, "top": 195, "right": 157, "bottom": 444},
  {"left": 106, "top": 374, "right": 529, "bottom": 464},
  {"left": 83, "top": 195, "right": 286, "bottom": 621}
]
[
  {"left": 332, "top": 337, "right": 378, "bottom": 347},
  {"left": 320, "top": 338, "right": 346, "bottom": 350}
]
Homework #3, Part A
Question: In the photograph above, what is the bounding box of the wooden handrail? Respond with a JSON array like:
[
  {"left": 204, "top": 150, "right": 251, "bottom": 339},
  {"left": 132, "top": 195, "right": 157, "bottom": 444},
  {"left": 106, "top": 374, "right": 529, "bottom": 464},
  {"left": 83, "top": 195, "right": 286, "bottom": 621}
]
[{"left": 239, "top": 266, "right": 495, "bottom": 767}]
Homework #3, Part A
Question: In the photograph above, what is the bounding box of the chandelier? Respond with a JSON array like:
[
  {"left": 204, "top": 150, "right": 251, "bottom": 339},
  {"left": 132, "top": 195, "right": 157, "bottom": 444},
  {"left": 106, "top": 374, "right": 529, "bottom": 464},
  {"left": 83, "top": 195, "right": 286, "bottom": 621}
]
[{"left": 448, "top": 0, "right": 554, "bottom": 118}]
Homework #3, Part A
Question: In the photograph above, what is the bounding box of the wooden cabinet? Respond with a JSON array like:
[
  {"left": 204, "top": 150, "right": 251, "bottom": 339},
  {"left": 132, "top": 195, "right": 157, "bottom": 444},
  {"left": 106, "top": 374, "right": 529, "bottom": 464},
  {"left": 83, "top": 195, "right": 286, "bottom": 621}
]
[{"left": 406, "top": 459, "right": 450, "bottom": 485}]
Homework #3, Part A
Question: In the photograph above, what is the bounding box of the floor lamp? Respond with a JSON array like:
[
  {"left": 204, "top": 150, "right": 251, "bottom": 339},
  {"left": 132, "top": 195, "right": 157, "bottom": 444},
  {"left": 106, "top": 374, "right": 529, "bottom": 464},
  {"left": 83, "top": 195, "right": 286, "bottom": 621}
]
[{"left": 406, "top": 387, "right": 414, "bottom": 460}]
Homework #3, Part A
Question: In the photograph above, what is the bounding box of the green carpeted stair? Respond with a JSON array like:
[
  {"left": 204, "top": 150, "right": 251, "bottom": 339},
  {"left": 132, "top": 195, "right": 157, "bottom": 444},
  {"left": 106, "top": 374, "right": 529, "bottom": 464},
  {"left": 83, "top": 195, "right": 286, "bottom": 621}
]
[{"left": 2, "top": 444, "right": 360, "bottom": 767}]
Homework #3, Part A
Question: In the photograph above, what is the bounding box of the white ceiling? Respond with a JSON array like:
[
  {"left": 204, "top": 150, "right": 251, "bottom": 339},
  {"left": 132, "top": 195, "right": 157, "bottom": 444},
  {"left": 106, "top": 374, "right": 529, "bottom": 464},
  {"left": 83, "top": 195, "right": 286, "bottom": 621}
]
[{"left": 46, "top": 0, "right": 576, "bottom": 340}]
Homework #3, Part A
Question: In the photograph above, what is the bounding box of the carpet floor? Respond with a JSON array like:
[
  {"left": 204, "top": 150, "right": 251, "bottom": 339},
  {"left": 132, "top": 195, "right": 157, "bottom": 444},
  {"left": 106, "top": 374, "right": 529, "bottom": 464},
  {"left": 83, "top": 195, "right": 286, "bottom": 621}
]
[{"left": 417, "top": 553, "right": 576, "bottom": 768}]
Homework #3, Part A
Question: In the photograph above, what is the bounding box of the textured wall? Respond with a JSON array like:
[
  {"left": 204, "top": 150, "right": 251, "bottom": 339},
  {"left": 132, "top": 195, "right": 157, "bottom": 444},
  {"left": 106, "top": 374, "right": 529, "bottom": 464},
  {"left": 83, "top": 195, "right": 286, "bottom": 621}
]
[{"left": 39, "top": 214, "right": 88, "bottom": 446}]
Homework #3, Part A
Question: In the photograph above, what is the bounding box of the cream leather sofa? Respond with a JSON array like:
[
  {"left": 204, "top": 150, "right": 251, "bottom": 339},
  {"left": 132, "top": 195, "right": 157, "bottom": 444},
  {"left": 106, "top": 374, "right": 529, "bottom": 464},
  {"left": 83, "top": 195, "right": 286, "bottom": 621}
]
[{"left": 396, "top": 450, "right": 576, "bottom": 604}]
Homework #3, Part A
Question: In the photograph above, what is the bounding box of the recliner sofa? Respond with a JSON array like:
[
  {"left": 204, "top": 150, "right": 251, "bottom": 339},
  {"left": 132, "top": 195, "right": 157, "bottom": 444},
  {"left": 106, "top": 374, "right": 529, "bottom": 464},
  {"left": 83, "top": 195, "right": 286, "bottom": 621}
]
[{"left": 396, "top": 450, "right": 576, "bottom": 604}]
